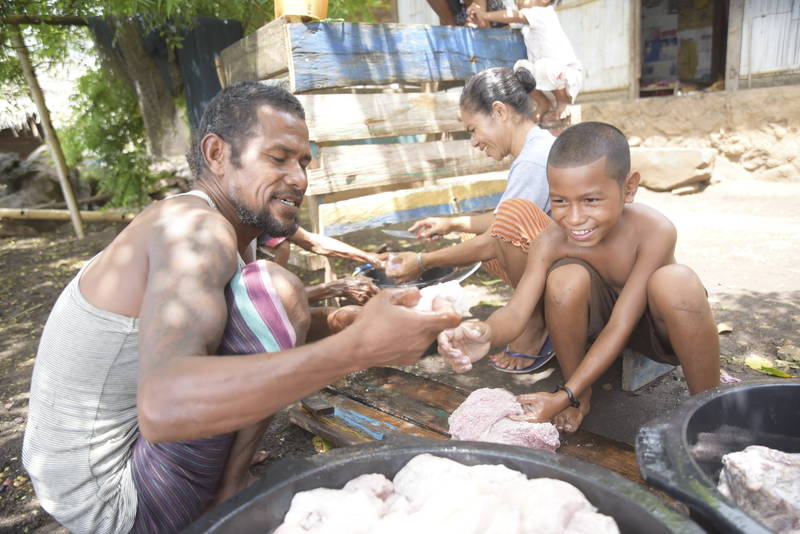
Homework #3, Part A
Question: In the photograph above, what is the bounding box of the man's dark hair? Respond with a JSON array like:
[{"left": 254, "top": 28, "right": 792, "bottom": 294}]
[
  {"left": 187, "top": 81, "right": 306, "bottom": 179},
  {"left": 547, "top": 122, "right": 630, "bottom": 184}
]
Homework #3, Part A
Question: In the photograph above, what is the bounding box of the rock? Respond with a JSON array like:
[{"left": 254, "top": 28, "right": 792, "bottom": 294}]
[
  {"left": 757, "top": 163, "right": 799, "bottom": 182},
  {"left": 631, "top": 147, "right": 715, "bottom": 191},
  {"left": 777, "top": 344, "right": 800, "bottom": 363}
]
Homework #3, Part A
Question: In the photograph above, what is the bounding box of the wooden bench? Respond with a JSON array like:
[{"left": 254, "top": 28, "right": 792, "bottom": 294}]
[{"left": 289, "top": 368, "right": 648, "bottom": 486}]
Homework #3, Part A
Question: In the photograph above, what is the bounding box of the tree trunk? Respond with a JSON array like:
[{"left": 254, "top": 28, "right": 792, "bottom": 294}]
[{"left": 94, "top": 17, "right": 189, "bottom": 159}]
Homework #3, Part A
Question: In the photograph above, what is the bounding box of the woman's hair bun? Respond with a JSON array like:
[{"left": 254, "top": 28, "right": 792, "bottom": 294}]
[{"left": 512, "top": 60, "right": 537, "bottom": 93}]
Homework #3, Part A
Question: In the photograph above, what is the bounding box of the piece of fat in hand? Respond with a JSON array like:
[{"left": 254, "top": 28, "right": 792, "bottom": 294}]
[{"left": 413, "top": 280, "right": 465, "bottom": 316}]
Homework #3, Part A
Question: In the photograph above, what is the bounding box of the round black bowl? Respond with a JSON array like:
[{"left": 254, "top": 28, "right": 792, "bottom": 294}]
[
  {"left": 184, "top": 437, "right": 703, "bottom": 533},
  {"left": 636, "top": 380, "right": 800, "bottom": 534}
]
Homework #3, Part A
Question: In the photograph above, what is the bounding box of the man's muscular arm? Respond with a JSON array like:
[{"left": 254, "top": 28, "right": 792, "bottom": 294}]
[{"left": 136, "top": 207, "right": 460, "bottom": 442}]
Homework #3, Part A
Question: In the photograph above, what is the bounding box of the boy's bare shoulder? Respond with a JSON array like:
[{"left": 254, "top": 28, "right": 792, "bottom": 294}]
[{"left": 627, "top": 202, "right": 677, "bottom": 238}]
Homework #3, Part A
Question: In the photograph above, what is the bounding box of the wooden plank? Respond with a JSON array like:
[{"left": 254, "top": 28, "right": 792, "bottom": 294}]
[
  {"left": 726, "top": 0, "right": 745, "bottom": 91},
  {"left": 628, "top": 0, "right": 640, "bottom": 100},
  {"left": 306, "top": 369, "right": 648, "bottom": 486},
  {"left": 220, "top": 18, "right": 289, "bottom": 84},
  {"left": 288, "top": 390, "right": 446, "bottom": 446},
  {"left": 309, "top": 139, "right": 509, "bottom": 196},
  {"left": 316, "top": 173, "right": 507, "bottom": 236},
  {"left": 331, "top": 368, "right": 469, "bottom": 435},
  {"left": 559, "top": 429, "right": 641, "bottom": 483},
  {"left": 296, "top": 91, "right": 463, "bottom": 142},
  {"left": 285, "top": 23, "right": 526, "bottom": 92}
]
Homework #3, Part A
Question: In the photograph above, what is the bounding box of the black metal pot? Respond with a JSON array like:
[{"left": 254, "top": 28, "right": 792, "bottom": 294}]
[
  {"left": 636, "top": 380, "right": 800, "bottom": 534},
  {"left": 356, "top": 261, "right": 481, "bottom": 289},
  {"left": 184, "top": 437, "right": 703, "bottom": 533}
]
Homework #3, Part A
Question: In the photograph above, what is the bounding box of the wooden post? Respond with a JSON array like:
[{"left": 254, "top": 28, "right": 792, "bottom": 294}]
[
  {"left": 9, "top": 26, "right": 85, "bottom": 238},
  {"left": 725, "top": 0, "right": 745, "bottom": 92},
  {"left": 628, "top": 0, "right": 641, "bottom": 100}
]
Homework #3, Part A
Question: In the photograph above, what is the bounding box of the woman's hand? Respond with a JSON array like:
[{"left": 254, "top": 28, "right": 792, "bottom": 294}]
[
  {"left": 382, "top": 252, "right": 422, "bottom": 283},
  {"left": 408, "top": 217, "right": 450, "bottom": 241}
]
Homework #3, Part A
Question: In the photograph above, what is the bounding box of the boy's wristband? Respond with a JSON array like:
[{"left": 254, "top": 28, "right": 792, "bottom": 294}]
[{"left": 552, "top": 384, "right": 580, "bottom": 408}]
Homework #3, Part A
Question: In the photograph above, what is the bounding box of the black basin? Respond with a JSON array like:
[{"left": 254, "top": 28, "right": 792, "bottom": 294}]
[
  {"left": 184, "top": 437, "right": 703, "bottom": 533},
  {"left": 636, "top": 380, "right": 800, "bottom": 534},
  {"left": 365, "top": 265, "right": 454, "bottom": 288}
]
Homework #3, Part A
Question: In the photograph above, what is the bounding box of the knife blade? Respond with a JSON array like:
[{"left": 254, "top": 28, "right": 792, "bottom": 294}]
[{"left": 380, "top": 229, "right": 418, "bottom": 239}]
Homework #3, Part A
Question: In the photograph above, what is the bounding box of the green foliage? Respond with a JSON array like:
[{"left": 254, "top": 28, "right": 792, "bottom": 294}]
[
  {"left": 2, "top": 0, "right": 392, "bottom": 206},
  {"left": 61, "top": 68, "right": 156, "bottom": 207}
]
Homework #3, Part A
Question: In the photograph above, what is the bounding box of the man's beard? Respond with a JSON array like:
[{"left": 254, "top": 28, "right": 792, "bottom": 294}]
[{"left": 234, "top": 201, "right": 297, "bottom": 238}]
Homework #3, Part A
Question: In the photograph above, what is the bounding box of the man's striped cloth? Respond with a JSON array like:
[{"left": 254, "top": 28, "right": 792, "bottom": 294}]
[{"left": 130, "top": 260, "right": 295, "bottom": 533}]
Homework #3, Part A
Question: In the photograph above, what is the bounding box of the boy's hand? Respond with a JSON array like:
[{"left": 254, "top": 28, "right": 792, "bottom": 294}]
[
  {"left": 437, "top": 320, "right": 492, "bottom": 373},
  {"left": 467, "top": 3, "right": 486, "bottom": 21},
  {"left": 511, "top": 392, "right": 568, "bottom": 423}
]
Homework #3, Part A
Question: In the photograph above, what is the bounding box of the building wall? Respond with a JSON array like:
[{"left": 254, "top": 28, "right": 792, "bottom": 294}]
[
  {"left": 559, "top": 0, "right": 634, "bottom": 96},
  {"left": 741, "top": 0, "right": 800, "bottom": 77},
  {"left": 397, "top": 0, "right": 439, "bottom": 24},
  {"left": 582, "top": 85, "right": 800, "bottom": 182}
]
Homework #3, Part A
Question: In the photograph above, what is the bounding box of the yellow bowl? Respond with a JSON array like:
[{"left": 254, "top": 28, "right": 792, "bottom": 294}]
[{"left": 275, "top": 0, "right": 329, "bottom": 20}]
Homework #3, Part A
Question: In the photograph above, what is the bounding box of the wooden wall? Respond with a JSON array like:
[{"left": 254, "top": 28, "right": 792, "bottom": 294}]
[{"left": 740, "top": 0, "right": 800, "bottom": 78}]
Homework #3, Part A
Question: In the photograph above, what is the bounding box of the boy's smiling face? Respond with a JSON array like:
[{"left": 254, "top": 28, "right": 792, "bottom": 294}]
[{"left": 547, "top": 156, "right": 639, "bottom": 247}]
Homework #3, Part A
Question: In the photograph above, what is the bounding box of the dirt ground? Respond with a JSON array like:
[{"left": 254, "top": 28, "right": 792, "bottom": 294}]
[{"left": 1, "top": 179, "right": 798, "bottom": 533}]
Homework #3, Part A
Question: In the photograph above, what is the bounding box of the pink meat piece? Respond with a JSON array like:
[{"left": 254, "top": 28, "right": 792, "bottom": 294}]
[
  {"left": 449, "top": 388, "right": 560, "bottom": 452},
  {"left": 485, "top": 418, "right": 561, "bottom": 452},
  {"left": 448, "top": 388, "right": 523, "bottom": 440},
  {"left": 717, "top": 445, "right": 800, "bottom": 532}
]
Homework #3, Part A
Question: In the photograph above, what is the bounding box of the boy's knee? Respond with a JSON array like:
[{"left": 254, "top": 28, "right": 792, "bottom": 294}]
[
  {"left": 545, "top": 263, "right": 591, "bottom": 307},
  {"left": 648, "top": 264, "right": 705, "bottom": 304}
]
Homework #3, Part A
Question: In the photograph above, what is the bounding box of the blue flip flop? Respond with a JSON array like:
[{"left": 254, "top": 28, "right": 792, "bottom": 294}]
[{"left": 490, "top": 336, "right": 556, "bottom": 374}]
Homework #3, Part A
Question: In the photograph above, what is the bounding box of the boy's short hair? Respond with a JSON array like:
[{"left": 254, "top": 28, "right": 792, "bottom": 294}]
[
  {"left": 187, "top": 81, "right": 306, "bottom": 179},
  {"left": 547, "top": 122, "right": 630, "bottom": 184}
]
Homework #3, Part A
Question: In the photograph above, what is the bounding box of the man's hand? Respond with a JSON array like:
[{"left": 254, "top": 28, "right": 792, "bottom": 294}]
[
  {"left": 334, "top": 276, "right": 379, "bottom": 304},
  {"left": 408, "top": 217, "right": 450, "bottom": 241},
  {"left": 327, "top": 305, "right": 362, "bottom": 333},
  {"left": 382, "top": 252, "right": 422, "bottom": 283},
  {"left": 511, "top": 392, "right": 569, "bottom": 423},
  {"left": 437, "top": 320, "right": 492, "bottom": 373},
  {"left": 347, "top": 287, "right": 461, "bottom": 368}
]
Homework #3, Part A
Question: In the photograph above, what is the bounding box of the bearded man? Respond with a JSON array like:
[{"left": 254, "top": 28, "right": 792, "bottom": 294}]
[{"left": 22, "top": 82, "right": 459, "bottom": 534}]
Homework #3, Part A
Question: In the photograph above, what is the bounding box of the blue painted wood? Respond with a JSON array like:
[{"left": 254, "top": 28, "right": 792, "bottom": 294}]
[
  {"left": 323, "top": 192, "right": 501, "bottom": 236},
  {"left": 288, "top": 22, "right": 526, "bottom": 92}
]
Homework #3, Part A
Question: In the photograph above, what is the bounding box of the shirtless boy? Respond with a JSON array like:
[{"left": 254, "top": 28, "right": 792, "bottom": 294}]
[{"left": 438, "top": 121, "right": 720, "bottom": 432}]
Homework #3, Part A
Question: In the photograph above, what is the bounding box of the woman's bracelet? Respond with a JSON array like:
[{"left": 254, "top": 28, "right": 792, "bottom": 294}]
[
  {"left": 416, "top": 252, "right": 426, "bottom": 272},
  {"left": 552, "top": 384, "right": 580, "bottom": 408}
]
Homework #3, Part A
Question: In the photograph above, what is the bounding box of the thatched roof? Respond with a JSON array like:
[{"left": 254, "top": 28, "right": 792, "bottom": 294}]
[
  {"left": 0, "top": 95, "right": 38, "bottom": 132},
  {"left": 1, "top": 40, "right": 94, "bottom": 132}
]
